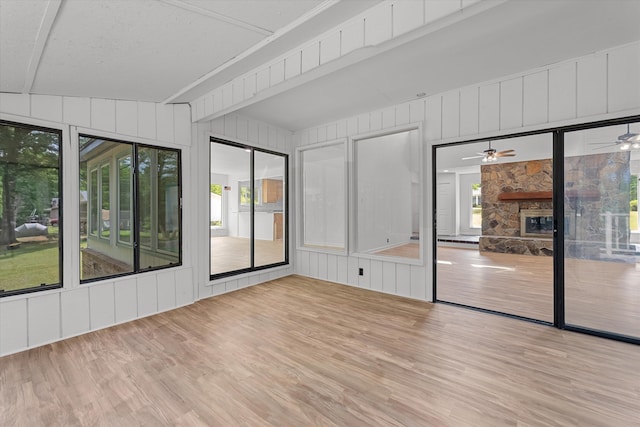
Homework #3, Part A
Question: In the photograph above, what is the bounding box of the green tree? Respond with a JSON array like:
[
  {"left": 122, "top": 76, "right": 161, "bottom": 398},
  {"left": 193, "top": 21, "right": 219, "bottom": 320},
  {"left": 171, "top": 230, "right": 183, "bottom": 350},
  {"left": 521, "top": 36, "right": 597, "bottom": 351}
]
[
  {"left": 210, "top": 183, "right": 222, "bottom": 195},
  {"left": 0, "top": 124, "right": 59, "bottom": 245}
]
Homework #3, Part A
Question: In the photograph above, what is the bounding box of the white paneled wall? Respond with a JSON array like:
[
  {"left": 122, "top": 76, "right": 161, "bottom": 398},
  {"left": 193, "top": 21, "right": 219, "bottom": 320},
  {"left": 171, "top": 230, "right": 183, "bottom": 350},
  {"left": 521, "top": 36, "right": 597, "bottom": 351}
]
[
  {"left": 293, "top": 40, "right": 640, "bottom": 303},
  {"left": 191, "top": 0, "right": 488, "bottom": 122},
  {"left": 0, "top": 93, "right": 194, "bottom": 357},
  {"left": 195, "top": 114, "right": 295, "bottom": 301}
]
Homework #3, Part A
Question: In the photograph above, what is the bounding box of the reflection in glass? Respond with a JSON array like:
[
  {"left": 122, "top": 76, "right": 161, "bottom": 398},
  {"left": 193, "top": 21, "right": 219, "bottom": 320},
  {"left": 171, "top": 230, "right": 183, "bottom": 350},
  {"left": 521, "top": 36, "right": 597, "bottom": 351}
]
[
  {"left": 0, "top": 122, "right": 61, "bottom": 295},
  {"left": 80, "top": 137, "right": 134, "bottom": 280},
  {"left": 564, "top": 121, "right": 640, "bottom": 338},
  {"left": 435, "top": 133, "right": 554, "bottom": 322},
  {"left": 118, "top": 156, "right": 132, "bottom": 244},
  {"left": 355, "top": 129, "right": 421, "bottom": 259},
  {"left": 79, "top": 137, "right": 180, "bottom": 281},
  {"left": 210, "top": 142, "right": 252, "bottom": 275},
  {"left": 300, "top": 143, "right": 346, "bottom": 250},
  {"left": 100, "top": 165, "right": 110, "bottom": 239},
  {"left": 254, "top": 150, "right": 285, "bottom": 267}
]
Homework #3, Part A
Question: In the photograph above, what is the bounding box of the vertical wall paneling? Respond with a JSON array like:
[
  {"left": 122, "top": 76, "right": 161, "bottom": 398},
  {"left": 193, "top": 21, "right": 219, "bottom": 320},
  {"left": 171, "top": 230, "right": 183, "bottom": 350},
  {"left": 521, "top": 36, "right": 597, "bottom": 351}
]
[
  {"left": 365, "top": 3, "right": 392, "bottom": 46},
  {"left": 327, "top": 254, "right": 338, "bottom": 282},
  {"left": 341, "top": 18, "right": 364, "bottom": 55},
  {"left": 370, "top": 259, "right": 383, "bottom": 291},
  {"left": 285, "top": 51, "right": 302, "bottom": 80},
  {"left": 270, "top": 60, "right": 286, "bottom": 86},
  {"left": 396, "top": 103, "right": 410, "bottom": 125},
  {"left": 248, "top": 120, "right": 259, "bottom": 143},
  {"left": 137, "top": 101, "right": 157, "bottom": 140},
  {"left": 317, "top": 125, "right": 327, "bottom": 143},
  {"left": 115, "top": 100, "right": 138, "bottom": 136},
  {"left": 425, "top": 95, "right": 442, "bottom": 141},
  {"left": 226, "top": 279, "right": 239, "bottom": 292},
  {"left": 61, "top": 288, "right": 91, "bottom": 338},
  {"left": 137, "top": 275, "right": 158, "bottom": 317},
  {"left": 115, "top": 279, "right": 138, "bottom": 323},
  {"left": 174, "top": 104, "right": 191, "bottom": 145},
  {"left": 500, "top": 77, "right": 523, "bottom": 130},
  {"left": 479, "top": 83, "right": 500, "bottom": 133},
  {"left": 256, "top": 68, "right": 270, "bottom": 92},
  {"left": 232, "top": 79, "right": 244, "bottom": 105},
  {"left": 27, "top": 293, "right": 61, "bottom": 348},
  {"left": 31, "top": 94, "right": 63, "bottom": 122},
  {"left": 244, "top": 74, "right": 257, "bottom": 100},
  {"left": 157, "top": 270, "right": 177, "bottom": 312},
  {"left": 0, "top": 92, "right": 30, "bottom": 116},
  {"left": 393, "top": 0, "right": 424, "bottom": 37},
  {"left": 549, "top": 62, "right": 577, "bottom": 122},
  {"left": 224, "top": 115, "right": 237, "bottom": 138},
  {"left": 336, "top": 120, "right": 347, "bottom": 138},
  {"left": 523, "top": 71, "right": 549, "bottom": 126},
  {"left": 309, "top": 252, "right": 319, "bottom": 278},
  {"left": 297, "top": 250, "right": 310, "bottom": 276},
  {"left": 317, "top": 253, "right": 328, "bottom": 280},
  {"left": 175, "top": 268, "right": 194, "bottom": 307},
  {"left": 370, "top": 110, "right": 382, "bottom": 131},
  {"left": 358, "top": 258, "right": 371, "bottom": 288},
  {"left": 347, "top": 257, "right": 359, "bottom": 286},
  {"left": 320, "top": 31, "right": 341, "bottom": 65},
  {"left": 156, "top": 104, "right": 175, "bottom": 143},
  {"left": 358, "top": 113, "right": 371, "bottom": 133},
  {"left": 0, "top": 299, "right": 28, "bottom": 355},
  {"left": 382, "top": 261, "right": 396, "bottom": 294},
  {"left": 442, "top": 91, "right": 460, "bottom": 139},
  {"left": 327, "top": 123, "right": 338, "bottom": 140},
  {"left": 410, "top": 265, "right": 426, "bottom": 300},
  {"left": 302, "top": 42, "right": 320, "bottom": 74},
  {"left": 238, "top": 277, "right": 249, "bottom": 289},
  {"left": 212, "top": 283, "right": 226, "bottom": 296},
  {"left": 409, "top": 99, "right": 425, "bottom": 125},
  {"left": 608, "top": 43, "right": 640, "bottom": 113},
  {"left": 459, "top": 86, "right": 479, "bottom": 136},
  {"left": 396, "top": 264, "right": 411, "bottom": 297},
  {"left": 63, "top": 96, "right": 91, "bottom": 127},
  {"left": 237, "top": 117, "right": 248, "bottom": 141},
  {"left": 89, "top": 282, "right": 116, "bottom": 330},
  {"left": 382, "top": 107, "right": 395, "bottom": 129},
  {"left": 337, "top": 256, "right": 348, "bottom": 283},
  {"left": 577, "top": 53, "right": 607, "bottom": 117},
  {"left": 204, "top": 95, "right": 214, "bottom": 117},
  {"left": 90, "top": 98, "right": 116, "bottom": 132}
]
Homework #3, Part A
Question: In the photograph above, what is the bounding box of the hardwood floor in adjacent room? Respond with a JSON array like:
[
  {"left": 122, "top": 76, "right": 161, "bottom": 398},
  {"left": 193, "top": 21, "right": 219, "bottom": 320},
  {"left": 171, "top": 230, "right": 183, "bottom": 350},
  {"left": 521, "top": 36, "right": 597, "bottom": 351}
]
[
  {"left": 211, "top": 236, "right": 284, "bottom": 275},
  {"left": 2, "top": 275, "right": 639, "bottom": 426}
]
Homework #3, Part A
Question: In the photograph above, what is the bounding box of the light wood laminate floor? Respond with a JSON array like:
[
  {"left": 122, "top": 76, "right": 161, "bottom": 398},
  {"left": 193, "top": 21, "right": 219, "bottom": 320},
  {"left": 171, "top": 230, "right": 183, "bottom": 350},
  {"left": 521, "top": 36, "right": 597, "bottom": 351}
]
[
  {"left": 2, "top": 276, "right": 639, "bottom": 426},
  {"left": 211, "top": 236, "right": 284, "bottom": 275},
  {"left": 437, "top": 246, "right": 640, "bottom": 337}
]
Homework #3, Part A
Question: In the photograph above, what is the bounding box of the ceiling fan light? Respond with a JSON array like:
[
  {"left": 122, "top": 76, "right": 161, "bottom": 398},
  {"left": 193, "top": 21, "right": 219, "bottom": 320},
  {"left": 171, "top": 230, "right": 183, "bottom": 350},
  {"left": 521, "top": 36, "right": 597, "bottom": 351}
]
[
  {"left": 633, "top": 142, "right": 640, "bottom": 149},
  {"left": 620, "top": 143, "right": 631, "bottom": 150}
]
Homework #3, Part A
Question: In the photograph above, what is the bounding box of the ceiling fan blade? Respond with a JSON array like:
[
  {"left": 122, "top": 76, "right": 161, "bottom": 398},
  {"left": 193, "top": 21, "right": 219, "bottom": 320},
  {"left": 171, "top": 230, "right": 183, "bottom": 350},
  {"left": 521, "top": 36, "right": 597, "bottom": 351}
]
[
  {"left": 497, "top": 153, "right": 516, "bottom": 157},
  {"left": 592, "top": 144, "right": 617, "bottom": 150},
  {"left": 589, "top": 142, "right": 617, "bottom": 145},
  {"left": 461, "top": 155, "right": 484, "bottom": 160},
  {"left": 497, "top": 149, "right": 515, "bottom": 154}
]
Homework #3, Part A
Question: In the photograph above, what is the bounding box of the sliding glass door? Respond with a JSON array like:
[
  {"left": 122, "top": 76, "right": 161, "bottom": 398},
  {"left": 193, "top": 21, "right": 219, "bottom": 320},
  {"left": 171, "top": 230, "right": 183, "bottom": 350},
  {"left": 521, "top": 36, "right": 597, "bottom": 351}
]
[
  {"left": 434, "top": 133, "right": 554, "bottom": 323},
  {"left": 563, "top": 121, "right": 640, "bottom": 339}
]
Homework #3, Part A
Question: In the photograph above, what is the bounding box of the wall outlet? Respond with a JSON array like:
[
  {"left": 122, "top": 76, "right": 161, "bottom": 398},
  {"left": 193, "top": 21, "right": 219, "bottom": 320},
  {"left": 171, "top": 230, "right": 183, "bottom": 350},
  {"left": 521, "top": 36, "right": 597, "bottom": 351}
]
[
  {"left": 386, "top": 238, "right": 390, "bottom": 243},
  {"left": 358, "top": 268, "right": 364, "bottom": 276}
]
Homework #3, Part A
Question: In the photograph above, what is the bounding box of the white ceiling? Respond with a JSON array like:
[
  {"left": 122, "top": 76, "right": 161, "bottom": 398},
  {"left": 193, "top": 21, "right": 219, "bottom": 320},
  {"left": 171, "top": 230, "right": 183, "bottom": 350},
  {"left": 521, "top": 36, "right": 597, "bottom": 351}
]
[{"left": 1, "top": 0, "right": 639, "bottom": 133}]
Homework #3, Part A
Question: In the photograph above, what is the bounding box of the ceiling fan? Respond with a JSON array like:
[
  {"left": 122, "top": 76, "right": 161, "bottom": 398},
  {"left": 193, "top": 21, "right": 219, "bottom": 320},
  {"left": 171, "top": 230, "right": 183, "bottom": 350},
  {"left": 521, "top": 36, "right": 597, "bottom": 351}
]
[
  {"left": 462, "top": 141, "right": 516, "bottom": 162},
  {"left": 590, "top": 124, "right": 640, "bottom": 150}
]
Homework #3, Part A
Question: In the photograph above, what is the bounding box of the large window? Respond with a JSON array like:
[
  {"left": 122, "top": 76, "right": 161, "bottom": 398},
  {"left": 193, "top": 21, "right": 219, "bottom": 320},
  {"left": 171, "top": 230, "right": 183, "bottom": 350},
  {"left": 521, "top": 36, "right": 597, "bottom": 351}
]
[
  {"left": 79, "top": 135, "right": 181, "bottom": 282},
  {"left": 210, "top": 138, "right": 288, "bottom": 278},
  {"left": 298, "top": 141, "right": 347, "bottom": 252},
  {"left": 354, "top": 127, "right": 422, "bottom": 260},
  {"left": 0, "top": 121, "right": 62, "bottom": 296}
]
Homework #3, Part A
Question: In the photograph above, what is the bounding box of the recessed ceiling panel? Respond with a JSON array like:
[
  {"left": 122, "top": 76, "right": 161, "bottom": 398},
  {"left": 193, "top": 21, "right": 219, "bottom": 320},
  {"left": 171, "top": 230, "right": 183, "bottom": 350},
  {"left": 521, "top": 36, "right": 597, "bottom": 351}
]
[
  {"left": 0, "top": 0, "right": 48, "bottom": 92},
  {"left": 31, "top": 0, "right": 265, "bottom": 101},
  {"left": 181, "top": 0, "right": 324, "bottom": 32}
]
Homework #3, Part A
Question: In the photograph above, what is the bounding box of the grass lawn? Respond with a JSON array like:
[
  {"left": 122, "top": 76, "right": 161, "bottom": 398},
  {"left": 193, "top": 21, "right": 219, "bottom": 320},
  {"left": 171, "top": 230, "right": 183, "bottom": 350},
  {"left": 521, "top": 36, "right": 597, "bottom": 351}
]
[
  {"left": 0, "top": 227, "right": 60, "bottom": 293},
  {"left": 631, "top": 211, "right": 638, "bottom": 231}
]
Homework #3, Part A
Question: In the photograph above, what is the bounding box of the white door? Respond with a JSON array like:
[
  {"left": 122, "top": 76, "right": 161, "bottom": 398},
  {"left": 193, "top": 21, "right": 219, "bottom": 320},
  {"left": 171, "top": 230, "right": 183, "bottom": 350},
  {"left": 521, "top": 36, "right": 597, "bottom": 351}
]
[{"left": 437, "top": 181, "right": 454, "bottom": 236}]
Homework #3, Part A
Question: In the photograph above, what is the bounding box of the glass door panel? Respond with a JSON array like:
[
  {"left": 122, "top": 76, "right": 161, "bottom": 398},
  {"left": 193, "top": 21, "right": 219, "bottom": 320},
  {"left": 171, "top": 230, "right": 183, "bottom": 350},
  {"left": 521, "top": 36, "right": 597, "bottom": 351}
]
[
  {"left": 435, "top": 133, "right": 554, "bottom": 322},
  {"left": 254, "top": 151, "right": 286, "bottom": 267},
  {"left": 564, "top": 121, "right": 640, "bottom": 338},
  {"left": 210, "top": 142, "right": 251, "bottom": 275}
]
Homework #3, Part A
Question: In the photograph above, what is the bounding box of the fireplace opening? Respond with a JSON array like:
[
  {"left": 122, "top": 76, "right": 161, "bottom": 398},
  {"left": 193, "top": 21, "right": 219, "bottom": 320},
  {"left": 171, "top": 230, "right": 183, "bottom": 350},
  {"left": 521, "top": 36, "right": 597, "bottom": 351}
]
[{"left": 521, "top": 209, "right": 553, "bottom": 238}]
